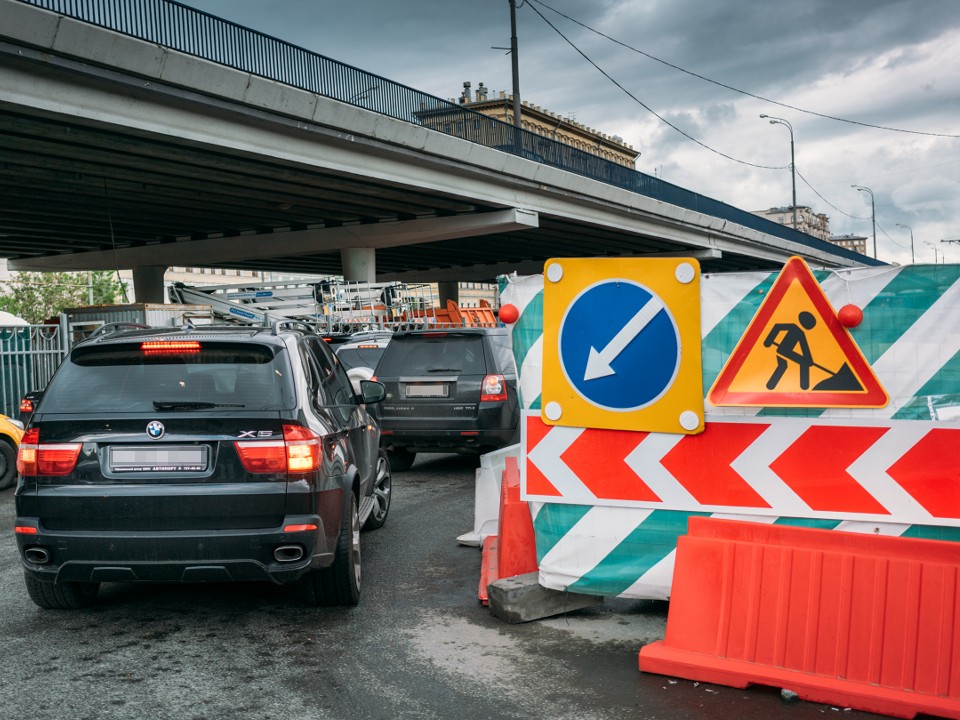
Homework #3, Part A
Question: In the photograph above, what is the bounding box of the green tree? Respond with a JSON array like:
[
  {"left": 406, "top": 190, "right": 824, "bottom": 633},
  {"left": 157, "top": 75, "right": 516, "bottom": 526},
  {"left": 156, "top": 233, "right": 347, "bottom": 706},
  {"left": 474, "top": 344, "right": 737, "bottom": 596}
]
[{"left": 0, "top": 271, "right": 128, "bottom": 323}]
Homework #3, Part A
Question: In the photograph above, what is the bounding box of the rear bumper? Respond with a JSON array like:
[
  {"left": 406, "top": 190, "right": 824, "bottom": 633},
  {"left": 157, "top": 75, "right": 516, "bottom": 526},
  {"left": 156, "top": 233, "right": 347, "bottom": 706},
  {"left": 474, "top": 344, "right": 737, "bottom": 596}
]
[
  {"left": 379, "top": 401, "right": 518, "bottom": 453},
  {"left": 380, "top": 427, "right": 516, "bottom": 453},
  {"left": 14, "top": 515, "right": 334, "bottom": 585}
]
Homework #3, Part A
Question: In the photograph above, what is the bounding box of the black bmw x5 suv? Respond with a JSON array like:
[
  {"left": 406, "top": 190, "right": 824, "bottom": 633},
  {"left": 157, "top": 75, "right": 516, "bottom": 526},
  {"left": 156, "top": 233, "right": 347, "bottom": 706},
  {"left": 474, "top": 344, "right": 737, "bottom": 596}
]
[{"left": 14, "top": 322, "right": 391, "bottom": 609}]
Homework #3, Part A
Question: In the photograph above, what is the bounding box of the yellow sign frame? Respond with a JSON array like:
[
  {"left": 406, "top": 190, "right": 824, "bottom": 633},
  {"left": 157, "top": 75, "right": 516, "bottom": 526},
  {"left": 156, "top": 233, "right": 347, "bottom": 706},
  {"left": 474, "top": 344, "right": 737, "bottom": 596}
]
[{"left": 542, "top": 257, "right": 704, "bottom": 434}]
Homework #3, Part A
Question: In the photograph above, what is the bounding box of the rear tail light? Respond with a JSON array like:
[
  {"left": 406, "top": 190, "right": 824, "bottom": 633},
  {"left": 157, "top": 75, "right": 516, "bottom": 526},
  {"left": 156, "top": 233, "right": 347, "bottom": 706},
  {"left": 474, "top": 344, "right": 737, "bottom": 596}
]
[
  {"left": 235, "top": 440, "right": 286, "bottom": 474},
  {"left": 283, "top": 424, "right": 323, "bottom": 472},
  {"left": 19, "top": 397, "right": 33, "bottom": 414},
  {"left": 235, "top": 424, "right": 322, "bottom": 476},
  {"left": 17, "top": 427, "right": 81, "bottom": 477},
  {"left": 481, "top": 374, "right": 507, "bottom": 402}
]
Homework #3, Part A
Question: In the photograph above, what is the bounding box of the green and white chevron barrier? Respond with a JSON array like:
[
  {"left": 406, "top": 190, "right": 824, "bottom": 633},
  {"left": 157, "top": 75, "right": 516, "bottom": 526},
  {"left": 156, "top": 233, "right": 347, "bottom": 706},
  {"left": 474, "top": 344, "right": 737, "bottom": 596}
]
[{"left": 499, "top": 263, "right": 960, "bottom": 599}]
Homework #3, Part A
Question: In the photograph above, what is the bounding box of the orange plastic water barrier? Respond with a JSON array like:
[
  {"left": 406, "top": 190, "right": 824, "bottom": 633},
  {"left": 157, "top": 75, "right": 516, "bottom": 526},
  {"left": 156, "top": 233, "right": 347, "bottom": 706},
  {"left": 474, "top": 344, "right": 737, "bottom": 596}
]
[{"left": 639, "top": 517, "right": 960, "bottom": 719}]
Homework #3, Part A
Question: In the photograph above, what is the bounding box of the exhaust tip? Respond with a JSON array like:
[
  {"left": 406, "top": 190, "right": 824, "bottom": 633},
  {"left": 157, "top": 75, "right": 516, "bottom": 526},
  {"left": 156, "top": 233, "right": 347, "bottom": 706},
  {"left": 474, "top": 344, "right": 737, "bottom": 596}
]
[
  {"left": 274, "top": 545, "right": 305, "bottom": 563},
  {"left": 24, "top": 547, "right": 51, "bottom": 565}
]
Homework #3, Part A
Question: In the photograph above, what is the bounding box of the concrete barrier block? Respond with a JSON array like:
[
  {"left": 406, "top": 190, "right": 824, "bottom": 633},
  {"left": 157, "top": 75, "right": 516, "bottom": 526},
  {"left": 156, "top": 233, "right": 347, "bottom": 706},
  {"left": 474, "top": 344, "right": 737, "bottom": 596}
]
[
  {"left": 312, "top": 98, "right": 380, "bottom": 138},
  {"left": 243, "top": 75, "right": 317, "bottom": 120},
  {"left": 366, "top": 113, "right": 428, "bottom": 149},
  {"left": 159, "top": 51, "right": 248, "bottom": 101},
  {"left": 1, "top": 0, "right": 59, "bottom": 49},
  {"left": 488, "top": 571, "right": 603, "bottom": 624},
  {"left": 52, "top": 18, "right": 164, "bottom": 78}
]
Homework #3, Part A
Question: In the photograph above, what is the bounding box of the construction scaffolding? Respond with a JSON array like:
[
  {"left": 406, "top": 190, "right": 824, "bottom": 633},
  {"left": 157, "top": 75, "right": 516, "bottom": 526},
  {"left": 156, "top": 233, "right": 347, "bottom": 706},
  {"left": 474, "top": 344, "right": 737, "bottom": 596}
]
[{"left": 168, "top": 279, "right": 499, "bottom": 333}]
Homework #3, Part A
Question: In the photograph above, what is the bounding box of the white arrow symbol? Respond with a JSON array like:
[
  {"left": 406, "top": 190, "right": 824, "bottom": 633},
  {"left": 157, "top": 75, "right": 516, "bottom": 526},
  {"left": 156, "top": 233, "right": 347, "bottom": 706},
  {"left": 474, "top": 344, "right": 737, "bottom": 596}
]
[{"left": 584, "top": 296, "right": 665, "bottom": 381}]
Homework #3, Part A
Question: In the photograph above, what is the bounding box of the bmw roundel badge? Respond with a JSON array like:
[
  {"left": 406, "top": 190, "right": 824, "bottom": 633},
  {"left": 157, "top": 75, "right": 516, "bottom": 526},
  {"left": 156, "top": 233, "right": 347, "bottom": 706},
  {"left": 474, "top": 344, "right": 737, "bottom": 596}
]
[{"left": 146, "top": 420, "right": 165, "bottom": 440}]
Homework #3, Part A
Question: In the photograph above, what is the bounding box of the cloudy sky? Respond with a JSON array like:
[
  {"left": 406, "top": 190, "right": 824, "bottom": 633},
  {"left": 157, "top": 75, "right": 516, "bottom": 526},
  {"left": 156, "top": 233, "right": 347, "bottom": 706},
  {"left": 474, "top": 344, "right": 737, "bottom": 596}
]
[{"left": 181, "top": 0, "right": 960, "bottom": 265}]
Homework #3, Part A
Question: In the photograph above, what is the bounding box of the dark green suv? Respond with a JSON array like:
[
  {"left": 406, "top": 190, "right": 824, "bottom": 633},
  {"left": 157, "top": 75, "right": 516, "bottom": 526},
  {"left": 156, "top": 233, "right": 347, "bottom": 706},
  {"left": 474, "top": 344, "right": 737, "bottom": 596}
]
[{"left": 372, "top": 328, "right": 519, "bottom": 471}]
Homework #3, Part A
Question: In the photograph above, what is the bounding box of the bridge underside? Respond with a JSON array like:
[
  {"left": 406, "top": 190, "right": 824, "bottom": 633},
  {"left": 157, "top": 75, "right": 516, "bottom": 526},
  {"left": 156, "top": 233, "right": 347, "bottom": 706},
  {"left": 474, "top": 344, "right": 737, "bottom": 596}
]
[{"left": 0, "top": 99, "right": 740, "bottom": 283}]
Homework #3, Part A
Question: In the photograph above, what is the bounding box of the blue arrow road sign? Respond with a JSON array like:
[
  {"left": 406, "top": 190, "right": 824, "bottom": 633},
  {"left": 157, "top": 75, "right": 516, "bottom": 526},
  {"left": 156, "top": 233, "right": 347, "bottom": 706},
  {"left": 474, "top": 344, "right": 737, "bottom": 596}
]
[{"left": 559, "top": 280, "right": 680, "bottom": 411}]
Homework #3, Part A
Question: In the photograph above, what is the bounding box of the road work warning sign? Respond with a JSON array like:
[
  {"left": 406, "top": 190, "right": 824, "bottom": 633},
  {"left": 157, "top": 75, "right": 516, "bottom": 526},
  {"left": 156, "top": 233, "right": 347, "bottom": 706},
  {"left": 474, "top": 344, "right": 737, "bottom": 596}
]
[{"left": 708, "top": 256, "right": 888, "bottom": 407}]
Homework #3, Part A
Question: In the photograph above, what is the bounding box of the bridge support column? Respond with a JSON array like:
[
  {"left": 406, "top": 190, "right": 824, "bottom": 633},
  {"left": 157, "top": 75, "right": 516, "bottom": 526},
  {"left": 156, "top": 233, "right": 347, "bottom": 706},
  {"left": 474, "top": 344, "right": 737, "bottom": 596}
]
[
  {"left": 131, "top": 266, "right": 166, "bottom": 304},
  {"left": 341, "top": 247, "right": 375, "bottom": 283},
  {"left": 438, "top": 281, "right": 459, "bottom": 306}
]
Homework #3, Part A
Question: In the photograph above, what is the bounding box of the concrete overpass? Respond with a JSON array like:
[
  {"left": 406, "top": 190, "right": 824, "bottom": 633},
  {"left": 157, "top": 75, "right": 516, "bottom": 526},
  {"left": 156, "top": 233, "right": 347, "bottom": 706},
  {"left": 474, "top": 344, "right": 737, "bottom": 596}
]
[{"left": 0, "top": 0, "right": 880, "bottom": 303}]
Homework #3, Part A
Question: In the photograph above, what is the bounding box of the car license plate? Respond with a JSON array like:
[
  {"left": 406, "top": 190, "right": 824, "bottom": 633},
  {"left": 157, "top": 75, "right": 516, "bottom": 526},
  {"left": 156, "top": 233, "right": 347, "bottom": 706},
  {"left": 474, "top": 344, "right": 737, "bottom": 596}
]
[
  {"left": 109, "top": 446, "right": 208, "bottom": 473},
  {"left": 405, "top": 384, "right": 448, "bottom": 398}
]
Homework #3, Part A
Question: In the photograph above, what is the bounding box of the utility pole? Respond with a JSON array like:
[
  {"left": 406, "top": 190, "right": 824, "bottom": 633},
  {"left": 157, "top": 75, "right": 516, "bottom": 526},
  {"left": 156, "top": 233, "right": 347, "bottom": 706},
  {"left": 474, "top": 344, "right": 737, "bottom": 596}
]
[{"left": 509, "top": 0, "right": 521, "bottom": 129}]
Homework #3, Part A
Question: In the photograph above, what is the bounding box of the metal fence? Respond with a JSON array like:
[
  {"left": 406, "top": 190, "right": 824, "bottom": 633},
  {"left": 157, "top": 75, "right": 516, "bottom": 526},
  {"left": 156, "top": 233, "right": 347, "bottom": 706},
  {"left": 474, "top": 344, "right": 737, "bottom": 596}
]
[
  {"left": 0, "top": 324, "right": 65, "bottom": 418},
  {"left": 15, "top": 0, "right": 877, "bottom": 265}
]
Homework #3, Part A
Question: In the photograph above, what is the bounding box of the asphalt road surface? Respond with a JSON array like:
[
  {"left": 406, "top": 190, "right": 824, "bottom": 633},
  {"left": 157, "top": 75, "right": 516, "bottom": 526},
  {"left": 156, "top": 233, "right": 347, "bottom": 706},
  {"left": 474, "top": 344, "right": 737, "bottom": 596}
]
[{"left": 1, "top": 453, "right": 887, "bottom": 720}]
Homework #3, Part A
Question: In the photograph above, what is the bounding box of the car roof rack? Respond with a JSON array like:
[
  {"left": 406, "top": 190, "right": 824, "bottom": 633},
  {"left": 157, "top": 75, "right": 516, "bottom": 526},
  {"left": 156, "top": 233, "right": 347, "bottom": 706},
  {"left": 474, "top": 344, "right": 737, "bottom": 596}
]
[
  {"left": 169, "top": 279, "right": 500, "bottom": 332},
  {"left": 86, "top": 322, "right": 152, "bottom": 340},
  {"left": 270, "top": 319, "right": 317, "bottom": 336}
]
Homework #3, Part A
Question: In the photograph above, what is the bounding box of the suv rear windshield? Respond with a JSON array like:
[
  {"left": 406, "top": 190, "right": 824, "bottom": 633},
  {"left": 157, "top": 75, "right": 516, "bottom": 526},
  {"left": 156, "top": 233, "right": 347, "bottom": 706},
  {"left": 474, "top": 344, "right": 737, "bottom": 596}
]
[
  {"left": 41, "top": 341, "right": 295, "bottom": 413},
  {"left": 376, "top": 333, "right": 486, "bottom": 375}
]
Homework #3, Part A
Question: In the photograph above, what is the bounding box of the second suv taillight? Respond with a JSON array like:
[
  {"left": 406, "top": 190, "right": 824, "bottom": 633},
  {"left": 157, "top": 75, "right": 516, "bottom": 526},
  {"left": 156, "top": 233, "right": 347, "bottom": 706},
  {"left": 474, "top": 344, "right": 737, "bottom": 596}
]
[
  {"left": 480, "top": 374, "right": 507, "bottom": 402},
  {"left": 16, "top": 427, "right": 82, "bottom": 477},
  {"left": 235, "top": 424, "right": 322, "bottom": 475}
]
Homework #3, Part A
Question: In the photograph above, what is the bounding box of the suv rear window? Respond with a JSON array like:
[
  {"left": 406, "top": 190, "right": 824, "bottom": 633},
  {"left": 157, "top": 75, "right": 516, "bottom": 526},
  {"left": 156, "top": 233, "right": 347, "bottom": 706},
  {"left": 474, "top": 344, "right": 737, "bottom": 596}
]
[
  {"left": 376, "top": 334, "right": 486, "bottom": 375},
  {"left": 42, "top": 342, "right": 295, "bottom": 412}
]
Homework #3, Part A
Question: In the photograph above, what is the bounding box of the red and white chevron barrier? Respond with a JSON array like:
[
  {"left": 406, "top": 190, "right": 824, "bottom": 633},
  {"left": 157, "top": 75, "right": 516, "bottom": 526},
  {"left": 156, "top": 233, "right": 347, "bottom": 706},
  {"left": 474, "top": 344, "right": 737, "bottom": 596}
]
[{"left": 522, "top": 412, "right": 960, "bottom": 526}]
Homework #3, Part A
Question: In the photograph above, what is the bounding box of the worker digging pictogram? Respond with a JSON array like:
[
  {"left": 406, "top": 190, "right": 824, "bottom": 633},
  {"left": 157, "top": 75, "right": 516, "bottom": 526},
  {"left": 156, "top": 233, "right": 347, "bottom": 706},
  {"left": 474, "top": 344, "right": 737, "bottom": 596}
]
[
  {"left": 709, "top": 256, "right": 887, "bottom": 407},
  {"left": 762, "top": 310, "right": 863, "bottom": 392}
]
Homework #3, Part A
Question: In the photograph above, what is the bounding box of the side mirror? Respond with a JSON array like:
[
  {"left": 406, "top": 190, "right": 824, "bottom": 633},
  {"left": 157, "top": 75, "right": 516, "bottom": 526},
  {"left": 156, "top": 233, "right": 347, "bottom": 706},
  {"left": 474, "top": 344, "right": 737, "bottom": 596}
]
[{"left": 359, "top": 380, "right": 386, "bottom": 404}]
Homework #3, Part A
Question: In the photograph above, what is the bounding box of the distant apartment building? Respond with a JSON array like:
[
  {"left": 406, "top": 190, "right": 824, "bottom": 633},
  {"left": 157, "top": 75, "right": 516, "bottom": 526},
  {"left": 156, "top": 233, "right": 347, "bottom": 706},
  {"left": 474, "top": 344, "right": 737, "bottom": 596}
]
[
  {"left": 827, "top": 234, "right": 868, "bottom": 255},
  {"left": 752, "top": 206, "right": 831, "bottom": 241},
  {"left": 424, "top": 81, "right": 640, "bottom": 168}
]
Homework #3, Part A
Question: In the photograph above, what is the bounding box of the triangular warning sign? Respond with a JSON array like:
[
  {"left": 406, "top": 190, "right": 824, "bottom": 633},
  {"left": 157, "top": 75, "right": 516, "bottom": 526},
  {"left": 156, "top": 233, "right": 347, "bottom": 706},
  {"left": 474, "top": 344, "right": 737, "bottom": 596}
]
[{"left": 709, "top": 257, "right": 888, "bottom": 408}]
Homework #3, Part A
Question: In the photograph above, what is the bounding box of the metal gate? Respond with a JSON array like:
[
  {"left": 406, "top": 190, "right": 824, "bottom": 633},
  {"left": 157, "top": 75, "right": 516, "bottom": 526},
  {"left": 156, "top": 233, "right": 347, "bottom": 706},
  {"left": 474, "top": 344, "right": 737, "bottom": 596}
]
[{"left": 0, "top": 321, "right": 65, "bottom": 418}]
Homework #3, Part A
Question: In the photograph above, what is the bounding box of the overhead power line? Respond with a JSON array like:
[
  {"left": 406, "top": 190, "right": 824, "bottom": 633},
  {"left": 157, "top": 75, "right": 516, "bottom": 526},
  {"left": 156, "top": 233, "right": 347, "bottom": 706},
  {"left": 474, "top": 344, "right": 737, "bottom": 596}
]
[
  {"left": 523, "top": 1, "right": 787, "bottom": 170},
  {"left": 527, "top": 0, "right": 960, "bottom": 140},
  {"left": 794, "top": 168, "right": 868, "bottom": 221}
]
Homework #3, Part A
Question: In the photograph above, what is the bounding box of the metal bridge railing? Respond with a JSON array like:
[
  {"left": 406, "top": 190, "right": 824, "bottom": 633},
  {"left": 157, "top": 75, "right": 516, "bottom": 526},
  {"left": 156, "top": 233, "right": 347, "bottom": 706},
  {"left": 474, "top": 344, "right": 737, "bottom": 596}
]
[{"left": 16, "top": 0, "right": 876, "bottom": 265}]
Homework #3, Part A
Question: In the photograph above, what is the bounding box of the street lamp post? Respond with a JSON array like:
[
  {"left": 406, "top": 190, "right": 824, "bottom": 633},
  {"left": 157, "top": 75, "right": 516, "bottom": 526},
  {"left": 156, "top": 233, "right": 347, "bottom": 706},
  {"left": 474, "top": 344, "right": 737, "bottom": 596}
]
[
  {"left": 927, "top": 241, "right": 942, "bottom": 264},
  {"left": 852, "top": 185, "right": 877, "bottom": 259},
  {"left": 760, "top": 115, "right": 797, "bottom": 230},
  {"left": 895, "top": 223, "right": 915, "bottom": 264}
]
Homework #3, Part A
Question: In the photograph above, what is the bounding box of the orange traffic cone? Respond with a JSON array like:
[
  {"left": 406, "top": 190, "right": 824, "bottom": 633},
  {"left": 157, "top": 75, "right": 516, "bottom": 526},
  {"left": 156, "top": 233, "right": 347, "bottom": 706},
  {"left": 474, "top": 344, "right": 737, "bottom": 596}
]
[{"left": 479, "top": 456, "right": 538, "bottom": 605}]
